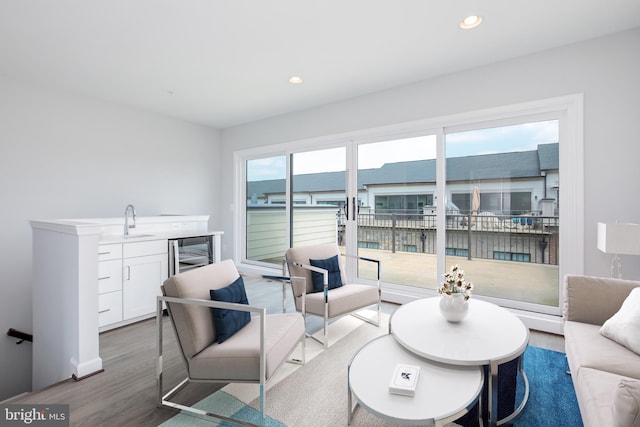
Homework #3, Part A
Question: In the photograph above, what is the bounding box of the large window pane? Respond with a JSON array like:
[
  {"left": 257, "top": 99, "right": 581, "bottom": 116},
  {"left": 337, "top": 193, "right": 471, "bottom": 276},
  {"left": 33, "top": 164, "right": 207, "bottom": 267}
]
[
  {"left": 444, "top": 120, "right": 559, "bottom": 307},
  {"left": 245, "top": 156, "right": 287, "bottom": 266},
  {"left": 291, "top": 147, "right": 345, "bottom": 248},
  {"left": 357, "top": 135, "right": 438, "bottom": 287}
]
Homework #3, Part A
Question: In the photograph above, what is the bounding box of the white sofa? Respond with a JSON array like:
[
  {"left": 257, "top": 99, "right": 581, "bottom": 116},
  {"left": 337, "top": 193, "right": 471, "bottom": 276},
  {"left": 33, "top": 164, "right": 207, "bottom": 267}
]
[{"left": 563, "top": 274, "right": 640, "bottom": 427}]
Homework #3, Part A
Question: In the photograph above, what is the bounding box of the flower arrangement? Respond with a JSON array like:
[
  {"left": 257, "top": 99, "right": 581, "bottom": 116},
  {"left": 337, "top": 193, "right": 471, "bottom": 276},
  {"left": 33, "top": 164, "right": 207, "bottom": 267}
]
[{"left": 437, "top": 264, "right": 473, "bottom": 300}]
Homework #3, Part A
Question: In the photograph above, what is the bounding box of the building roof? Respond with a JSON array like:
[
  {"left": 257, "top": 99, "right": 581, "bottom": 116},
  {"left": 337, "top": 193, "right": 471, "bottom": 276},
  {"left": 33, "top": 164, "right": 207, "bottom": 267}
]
[
  {"left": 537, "top": 143, "right": 560, "bottom": 170},
  {"left": 247, "top": 143, "right": 558, "bottom": 196}
]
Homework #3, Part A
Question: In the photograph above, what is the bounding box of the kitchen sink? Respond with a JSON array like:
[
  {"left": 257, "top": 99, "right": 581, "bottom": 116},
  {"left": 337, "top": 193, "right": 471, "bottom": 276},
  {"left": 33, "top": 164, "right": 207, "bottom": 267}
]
[{"left": 124, "top": 234, "right": 155, "bottom": 239}]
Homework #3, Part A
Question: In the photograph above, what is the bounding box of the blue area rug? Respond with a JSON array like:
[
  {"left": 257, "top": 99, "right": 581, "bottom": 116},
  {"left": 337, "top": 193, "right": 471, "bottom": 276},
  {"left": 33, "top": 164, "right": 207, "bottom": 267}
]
[
  {"left": 514, "top": 346, "right": 582, "bottom": 427},
  {"left": 158, "top": 390, "right": 285, "bottom": 427}
]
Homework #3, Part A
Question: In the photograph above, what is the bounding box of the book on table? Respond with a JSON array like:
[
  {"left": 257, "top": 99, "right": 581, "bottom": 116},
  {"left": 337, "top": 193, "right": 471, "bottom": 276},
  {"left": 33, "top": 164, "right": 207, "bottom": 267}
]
[{"left": 388, "top": 364, "right": 420, "bottom": 397}]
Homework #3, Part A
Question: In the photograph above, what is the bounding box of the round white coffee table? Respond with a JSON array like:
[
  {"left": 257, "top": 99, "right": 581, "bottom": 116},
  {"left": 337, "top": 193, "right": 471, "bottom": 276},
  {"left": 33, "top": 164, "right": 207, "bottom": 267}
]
[
  {"left": 348, "top": 334, "right": 483, "bottom": 426},
  {"left": 390, "top": 297, "right": 530, "bottom": 427}
]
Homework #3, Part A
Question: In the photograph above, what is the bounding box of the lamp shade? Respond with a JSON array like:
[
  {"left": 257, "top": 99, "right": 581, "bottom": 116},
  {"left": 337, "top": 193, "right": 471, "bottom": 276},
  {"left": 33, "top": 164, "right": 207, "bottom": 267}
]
[{"left": 597, "top": 222, "right": 640, "bottom": 255}]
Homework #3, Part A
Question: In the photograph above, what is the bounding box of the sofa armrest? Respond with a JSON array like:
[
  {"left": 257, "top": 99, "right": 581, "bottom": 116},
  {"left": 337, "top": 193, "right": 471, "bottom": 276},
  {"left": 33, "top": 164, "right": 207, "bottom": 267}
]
[
  {"left": 563, "top": 274, "right": 640, "bottom": 325},
  {"left": 613, "top": 380, "right": 640, "bottom": 427}
]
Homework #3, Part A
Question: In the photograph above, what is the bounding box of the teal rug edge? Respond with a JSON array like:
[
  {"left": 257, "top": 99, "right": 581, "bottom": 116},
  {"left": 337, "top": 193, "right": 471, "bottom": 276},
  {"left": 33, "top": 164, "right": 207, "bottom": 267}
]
[{"left": 158, "top": 390, "right": 285, "bottom": 427}]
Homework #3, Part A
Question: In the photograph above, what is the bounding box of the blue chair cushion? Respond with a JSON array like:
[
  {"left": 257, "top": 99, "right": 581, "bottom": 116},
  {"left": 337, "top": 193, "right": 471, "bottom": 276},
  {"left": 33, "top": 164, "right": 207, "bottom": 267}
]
[
  {"left": 309, "top": 255, "right": 343, "bottom": 293},
  {"left": 209, "top": 276, "right": 251, "bottom": 343}
]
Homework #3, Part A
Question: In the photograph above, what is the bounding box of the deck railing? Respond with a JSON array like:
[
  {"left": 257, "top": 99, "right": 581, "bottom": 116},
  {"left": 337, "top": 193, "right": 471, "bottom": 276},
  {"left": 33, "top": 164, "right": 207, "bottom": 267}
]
[{"left": 338, "top": 211, "right": 559, "bottom": 265}]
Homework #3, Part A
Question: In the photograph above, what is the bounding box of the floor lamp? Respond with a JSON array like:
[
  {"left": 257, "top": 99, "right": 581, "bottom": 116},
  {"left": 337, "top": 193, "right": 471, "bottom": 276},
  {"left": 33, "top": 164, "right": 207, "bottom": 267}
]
[{"left": 597, "top": 222, "right": 640, "bottom": 279}]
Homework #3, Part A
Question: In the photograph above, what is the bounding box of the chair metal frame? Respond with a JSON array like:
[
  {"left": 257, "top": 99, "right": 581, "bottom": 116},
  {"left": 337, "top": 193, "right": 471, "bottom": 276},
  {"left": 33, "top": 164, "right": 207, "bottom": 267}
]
[
  {"left": 156, "top": 273, "right": 305, "bottom": 427},
  {"left": 283, "top": 252, "right": 381, "bottom": 349}
]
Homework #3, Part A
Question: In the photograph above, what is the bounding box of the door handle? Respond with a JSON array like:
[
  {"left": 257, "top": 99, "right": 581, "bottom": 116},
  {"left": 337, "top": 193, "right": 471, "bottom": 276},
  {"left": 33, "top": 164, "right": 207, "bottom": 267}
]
[
  {"left": 173, "top": 240, "right": 180, "bottom": 275},
  {"left": 344, "top": 197, "right": 349, "bottom": 220},
  {"left": 352, "top": 197, "right": 356, "bottom": 221}
]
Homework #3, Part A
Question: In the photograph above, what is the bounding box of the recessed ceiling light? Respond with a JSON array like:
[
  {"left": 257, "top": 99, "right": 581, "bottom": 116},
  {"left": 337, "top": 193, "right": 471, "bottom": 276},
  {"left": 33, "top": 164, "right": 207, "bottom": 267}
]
[
  {"left": 288, "top": 76, "right": 304, "bottom": 85},
  {"left": 459, "top": 15, "right": 482, "bottom": 30}
]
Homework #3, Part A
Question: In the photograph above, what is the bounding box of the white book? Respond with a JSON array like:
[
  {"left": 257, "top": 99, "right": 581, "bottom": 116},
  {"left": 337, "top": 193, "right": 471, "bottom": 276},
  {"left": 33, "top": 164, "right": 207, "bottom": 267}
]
[{"left": 388, "top": 363, "right": 420, "bottom": 397}]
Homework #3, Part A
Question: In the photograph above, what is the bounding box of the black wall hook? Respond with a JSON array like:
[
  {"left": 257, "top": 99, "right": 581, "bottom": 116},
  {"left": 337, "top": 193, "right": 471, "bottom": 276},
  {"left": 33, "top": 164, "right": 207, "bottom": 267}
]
[{"left": 7, "top": 328, "right": 32, "bottom": 344}]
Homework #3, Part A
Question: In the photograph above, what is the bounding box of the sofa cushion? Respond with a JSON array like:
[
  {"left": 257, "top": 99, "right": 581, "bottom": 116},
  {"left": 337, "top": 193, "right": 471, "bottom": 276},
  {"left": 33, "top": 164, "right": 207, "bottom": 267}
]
[
  {"left": 600, "top": 287, "right": 640, "bottom": 355},
  {"left": 209, "top": 276, "right": 251, "bottom": 344},
  {"left": 573, "top": 368, "right": 639, "bottom": 427},
  {"left": 612, "top": 380, "right": 640, "bottom": 427},
  {"left": 563, "top": 275, "right": 640, "bottom": 325},
  {"left": 565, "top": 320, "right": 640, "bottom": 380}
]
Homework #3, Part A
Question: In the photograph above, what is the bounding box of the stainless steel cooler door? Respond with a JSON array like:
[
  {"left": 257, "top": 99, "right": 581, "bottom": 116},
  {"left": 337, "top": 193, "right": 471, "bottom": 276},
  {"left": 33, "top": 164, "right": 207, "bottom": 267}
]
[{"left": 168, "top": 235, "right": 214, "bottom": 276}]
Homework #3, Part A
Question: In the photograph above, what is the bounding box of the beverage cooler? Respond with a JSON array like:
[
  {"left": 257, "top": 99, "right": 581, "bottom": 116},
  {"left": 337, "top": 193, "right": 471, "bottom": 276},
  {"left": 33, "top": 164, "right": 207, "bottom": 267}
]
[{"left": 168, "top": 235, "right": 215, "bottom": 276}]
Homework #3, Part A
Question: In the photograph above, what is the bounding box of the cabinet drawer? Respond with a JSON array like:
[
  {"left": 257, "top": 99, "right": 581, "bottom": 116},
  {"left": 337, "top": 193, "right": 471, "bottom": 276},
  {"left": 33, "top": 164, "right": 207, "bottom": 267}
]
[
  {"left": 123, "top": 240, "right": 167, "bottom": 258},
  {"left": 99, "top": 291, "right": 123, "bottom": 327},
  {"left": 98, "top": 244, "right": 122, "bottom": 261},
  {"left": 98, "top": 259, "right": 122, "bottom": 294}
]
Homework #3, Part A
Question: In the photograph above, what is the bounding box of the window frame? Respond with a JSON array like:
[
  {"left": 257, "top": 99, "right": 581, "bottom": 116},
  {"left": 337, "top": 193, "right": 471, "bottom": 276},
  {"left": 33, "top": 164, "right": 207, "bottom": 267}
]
[{"left": 234, "top": 94, "right": 583, "bottom": 331}]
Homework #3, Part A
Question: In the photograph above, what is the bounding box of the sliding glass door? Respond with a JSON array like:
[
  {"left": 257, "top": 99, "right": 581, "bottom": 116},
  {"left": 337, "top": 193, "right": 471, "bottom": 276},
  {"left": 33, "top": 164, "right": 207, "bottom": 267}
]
[
  {"left": 245, "top": 155, "right": 287, "bottom": 266},
  {"left": 444, "top": 120, "right": 560, "bottom": 308},
  {"left": 354, "top": 135, "right": 438, "bottom": 288},
  {"left": 237, "top": 95, "right": 582, "bottom": 322},
  {"left": 291, "top": 147, "right": 346, "bottom": 248}
]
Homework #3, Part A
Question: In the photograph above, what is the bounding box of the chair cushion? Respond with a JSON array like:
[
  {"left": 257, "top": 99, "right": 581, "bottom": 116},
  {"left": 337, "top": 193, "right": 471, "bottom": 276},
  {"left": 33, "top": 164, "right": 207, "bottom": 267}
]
[
  {"left": 209, "top": 276, "right": 251, "bottom": 343},
  {"left": 309, "top": 255, "right": 343, "bottom": 293},
  {"left": 299, "top": 284, "right": 379, "bottom": 318},
  {"left": 162, "top": 259, "right": 241, "bottom": 359},
  {"left": 188, "top": 313, "right": 304, "bottom": 381},
  {"left": 285, "top": 243, "right": 347, "bottom": 295},
  {"left": 600, "top": 287, "right": 640, "bottom": 355}
]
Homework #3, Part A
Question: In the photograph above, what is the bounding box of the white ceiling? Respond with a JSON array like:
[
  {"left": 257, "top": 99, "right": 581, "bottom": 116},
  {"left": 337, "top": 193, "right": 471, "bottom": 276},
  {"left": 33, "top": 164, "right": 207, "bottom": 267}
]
[{"left": 1, "top": 1, "right": 639, "bottom": 129}]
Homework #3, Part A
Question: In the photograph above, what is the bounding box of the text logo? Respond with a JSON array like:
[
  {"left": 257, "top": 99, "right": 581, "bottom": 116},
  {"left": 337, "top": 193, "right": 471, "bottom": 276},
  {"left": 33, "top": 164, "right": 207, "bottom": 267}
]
[{"left": 1, "top": 405, "right": 69, "bottom": 426}]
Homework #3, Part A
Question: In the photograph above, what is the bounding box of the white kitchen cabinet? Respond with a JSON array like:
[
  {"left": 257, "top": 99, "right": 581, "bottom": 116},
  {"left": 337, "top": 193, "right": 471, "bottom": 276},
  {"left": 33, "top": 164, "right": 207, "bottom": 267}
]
[
  {"left": 98, "top": 240, "right": 168, "bottom": 330},
  {"left": 98, "top": 243, "right": 122, "bottom": 261},
  {"left": 98, "top": 258, "right": 122, "bottom": 294},
  {"left": 98, "top": 291, "right": 123, "bottom": 326},
  {"left": 98, "top": 256, "right": 123, "bottom": 327},
  {"left": 122, "top": 252, "right": 167, "bottom": 320},
  {"left": 30, "top": 215, "right": 219, "bottom": 391}
]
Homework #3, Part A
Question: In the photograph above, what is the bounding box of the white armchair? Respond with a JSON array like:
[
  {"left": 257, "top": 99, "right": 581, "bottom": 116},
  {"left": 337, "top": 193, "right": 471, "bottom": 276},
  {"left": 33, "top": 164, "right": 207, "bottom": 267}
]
[
  {"left": 283, "top": 243, "right": 381, "bottom": 348},
  {"left": 156, "top": 259, "right": 305, "bottom": 426}
]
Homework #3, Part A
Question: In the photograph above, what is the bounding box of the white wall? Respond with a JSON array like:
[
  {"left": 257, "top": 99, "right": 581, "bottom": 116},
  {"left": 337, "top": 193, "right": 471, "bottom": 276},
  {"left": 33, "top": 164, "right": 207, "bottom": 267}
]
[
  {"left": 0, "top": 75, "right": 222, "bottom": 400},
  {"left": 221, "top": 28, "right": 640, "bottom": 279}
]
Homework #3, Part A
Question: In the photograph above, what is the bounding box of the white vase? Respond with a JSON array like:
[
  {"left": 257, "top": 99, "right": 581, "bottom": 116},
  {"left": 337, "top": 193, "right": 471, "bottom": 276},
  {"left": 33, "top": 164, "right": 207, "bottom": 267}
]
[{"left": 439, "top": 293, "right": 469, "bottom": 323}]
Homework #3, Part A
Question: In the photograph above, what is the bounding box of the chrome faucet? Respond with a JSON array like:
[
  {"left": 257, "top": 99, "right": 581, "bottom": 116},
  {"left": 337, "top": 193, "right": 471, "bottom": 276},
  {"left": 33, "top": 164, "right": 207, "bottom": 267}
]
[{"left": 124, "top": 204, "right": 136, "bottom": 236}]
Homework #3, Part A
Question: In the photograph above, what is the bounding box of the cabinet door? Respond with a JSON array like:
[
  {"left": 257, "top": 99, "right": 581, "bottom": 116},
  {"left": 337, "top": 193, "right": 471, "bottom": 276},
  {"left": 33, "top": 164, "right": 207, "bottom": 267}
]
[{"left": 122, "top": 253, "right": 168, "bottom": 320}]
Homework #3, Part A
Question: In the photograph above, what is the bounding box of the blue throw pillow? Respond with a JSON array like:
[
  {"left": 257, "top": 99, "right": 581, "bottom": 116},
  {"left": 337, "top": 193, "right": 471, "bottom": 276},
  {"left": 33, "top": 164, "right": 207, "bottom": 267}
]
[
  {"left": 209, "top": 276, "right": 251, "bottom": 343},
  {"left": 309, "top": 255, "right": 343, "bottom": 293}
]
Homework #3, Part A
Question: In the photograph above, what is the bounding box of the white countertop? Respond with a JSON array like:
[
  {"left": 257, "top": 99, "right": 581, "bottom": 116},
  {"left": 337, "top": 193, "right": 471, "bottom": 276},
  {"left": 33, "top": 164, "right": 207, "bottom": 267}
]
[
  {"left": 98, "top": 229, "right": 223, "bottom": 244},
  {"left": 29, "top": 215, "right": 222, "bottom": 244}
]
